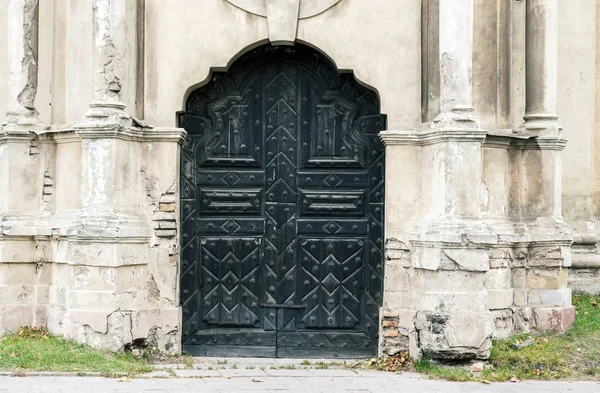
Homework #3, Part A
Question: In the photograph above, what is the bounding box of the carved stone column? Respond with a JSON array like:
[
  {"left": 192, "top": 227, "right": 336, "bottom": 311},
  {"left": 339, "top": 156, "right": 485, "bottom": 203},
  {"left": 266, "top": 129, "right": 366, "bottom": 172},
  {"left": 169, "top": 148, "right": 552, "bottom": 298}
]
[
  {"left": 423, "top": 0, "right": 479, "bottom": 127},
  {"left": 2, "top": 0, "right": 43, "bottom": 129},
  {"left": 81, "top": 0, "right": 130, "bottom": 126},
  {"left": 521, "top": 0, "right": 559, "bottom": 134}
]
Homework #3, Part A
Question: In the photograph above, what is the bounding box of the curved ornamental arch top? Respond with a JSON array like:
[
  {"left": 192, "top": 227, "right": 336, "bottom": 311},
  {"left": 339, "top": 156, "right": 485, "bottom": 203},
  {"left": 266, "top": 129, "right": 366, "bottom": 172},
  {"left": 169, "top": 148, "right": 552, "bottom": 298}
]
[
  {"left": 224, "top": 0, "right": 344, "bottom": 43},
  {"left": 225, "top": 0, "right": 342, "bottom": 19},
  {"left": 178, "top": 44, "right": 386, "bottom": 358}
]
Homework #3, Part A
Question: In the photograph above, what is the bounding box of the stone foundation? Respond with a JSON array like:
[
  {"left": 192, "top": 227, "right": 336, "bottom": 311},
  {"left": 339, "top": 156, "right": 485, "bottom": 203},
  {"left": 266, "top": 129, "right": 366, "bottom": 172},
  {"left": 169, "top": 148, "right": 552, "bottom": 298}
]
[
  {"left": 0, "top": 127, "right": 186, "bottom": 354},
  {"left": 380, "top": 236, "right": 575, "bottom": 360}
]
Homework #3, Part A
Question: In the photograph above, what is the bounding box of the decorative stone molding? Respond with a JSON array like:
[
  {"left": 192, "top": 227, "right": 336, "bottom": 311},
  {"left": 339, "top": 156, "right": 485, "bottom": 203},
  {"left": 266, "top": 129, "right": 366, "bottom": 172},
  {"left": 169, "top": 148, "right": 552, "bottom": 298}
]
[
  {"left": 226, "top": 0, "right": 341, "bottom": 19},
  {"left": 74, "top": 127, "right": 187, "bottom": 144},
  {"left": 379, "top": 129, "right": 487, "bottom": 146},
  {"left": 225, "top": 0, "right": 342, "bottom": 44}
]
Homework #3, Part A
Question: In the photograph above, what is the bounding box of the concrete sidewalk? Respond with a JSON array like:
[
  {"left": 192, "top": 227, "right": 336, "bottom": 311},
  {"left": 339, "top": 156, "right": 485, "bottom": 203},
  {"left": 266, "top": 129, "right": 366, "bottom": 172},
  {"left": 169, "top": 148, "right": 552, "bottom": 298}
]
[{"left": 0, "top": 373, "right": 598, "bottom": 393}]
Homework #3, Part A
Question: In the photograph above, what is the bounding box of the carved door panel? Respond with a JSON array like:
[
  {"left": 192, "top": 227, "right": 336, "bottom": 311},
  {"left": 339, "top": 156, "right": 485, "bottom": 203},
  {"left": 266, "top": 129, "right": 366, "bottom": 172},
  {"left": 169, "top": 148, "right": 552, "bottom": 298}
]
[{"left": 180, "top": 45, "right": 384, "bottom": 358}]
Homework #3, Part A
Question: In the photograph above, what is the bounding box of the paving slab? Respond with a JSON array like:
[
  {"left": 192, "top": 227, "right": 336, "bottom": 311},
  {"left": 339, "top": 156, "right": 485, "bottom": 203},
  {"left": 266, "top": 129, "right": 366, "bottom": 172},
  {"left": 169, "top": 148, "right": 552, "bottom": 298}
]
[
  {"left": 172, "top": 369, "right": 221, "bottom": 378},
  {"left": 0, "top": 374, "right": 598, "bottom": 392}
]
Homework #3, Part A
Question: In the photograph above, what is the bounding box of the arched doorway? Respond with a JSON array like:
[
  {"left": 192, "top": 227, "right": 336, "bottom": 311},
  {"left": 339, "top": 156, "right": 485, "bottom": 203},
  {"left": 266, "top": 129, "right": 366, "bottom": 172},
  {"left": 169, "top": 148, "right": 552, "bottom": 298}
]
[{"left": 178, "top": 44, "right": 385, "bottom": 358}]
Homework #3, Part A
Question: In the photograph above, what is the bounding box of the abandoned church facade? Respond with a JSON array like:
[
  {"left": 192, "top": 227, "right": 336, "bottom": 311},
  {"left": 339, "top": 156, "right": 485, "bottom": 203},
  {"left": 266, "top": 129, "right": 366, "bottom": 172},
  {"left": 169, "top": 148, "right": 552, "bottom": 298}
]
[{"left": 0, "top": 0, "right": 597, "bottom": 360}]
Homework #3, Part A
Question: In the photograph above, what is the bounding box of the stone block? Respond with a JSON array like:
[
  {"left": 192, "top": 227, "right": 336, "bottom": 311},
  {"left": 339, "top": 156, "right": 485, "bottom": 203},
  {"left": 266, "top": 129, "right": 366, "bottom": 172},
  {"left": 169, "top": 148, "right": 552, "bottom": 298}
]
[
  {"left": 36, "top": 262, "right": 53, "bottom": 286},
  {"left": 115, "top": 265, "right": 148, "bottom": 292},
  {"left": 526, "top": 268, "right": 566, "bottom": 290},
  {"left": 511, "top": 268, "right": 526, "bottom": 289},
  {"left": 148, "top": 248, "right": 178, "bottom": 305},
  {"left": 414, "top": 310, "right": 493, "bottom": 360},
  {"left": 383, "top": 290, "right": 416, "bottom": 310},
  {"left": 561, "top": 246, "right": 572, "bottom": 267},
  {"left": 411, "top": 270, "right": 486, "bottom": 292},
  {"left": 513, "top": 289, "right": 528, "bottom": 306},
  {"left": 528, "top": 247, "right": 563, "bottom": 267},
  {"left": 66, "top": 290, "right": 119, "bottom": 310},
  {"left": 489, "top": 258, "right": 510, "bottom": 268},
  {"left": 386, "top": 249, "right": 411, "bottom": 266},
  {"left": 67, "top": 309, "right": 111, "bottom": 334},
  {"left": 0, "top": 240, "right": 36, "bottom": 263},
  {"left": 0, "top": 263, "right": 37, "bottom": 285},
  {"left": 491, "top": 309, "right": 514, "bottom": 339},
  {"left": 442, "top": 249, "right": 489, "bottom": 272},
  {"left": 568, "top": 268, "right": 600, "bottom": 295},
  {"left": 0, "top": 305, "right": 33, "bottom": 333},
  {"left": 152, "top": 211, "right": 175, "bottom": 221},
  {"left": 156, "top": 230, "right": 176, "bottom": 238},
  {"left": 533, "top": 306, "right": 575, "bottom": 333},
  {"left": 422, "top": 291, "right": 488, "bottom": 313},
  {"left": 0, "top": 284, "right": 34, "bottom": 304},
  {"left": 411, "top": 247, "right": 440, "bottom": 270},
  {"left": 159, "top": 221, "right": 177, "bottom": 229},
  {"left": 35, "top": 285, "right": 50, "bottom": 304},
  {"left": 488, "top": 248, "right": 513, "bottom": 261},
  {"left": 398, "top": 309, "right": 417, "bottom": 333},
  {"left": 384, "top": 263, "right": 410, "bottom": 292},
  {"left": 528, "top": 288, "right": 572, "bottom": 307},
  {"left": 487, "top": 289, "right": 513, "bottom": 310},
  {"left": 485, "top": 268, "right": 511, "bottom": 289}
]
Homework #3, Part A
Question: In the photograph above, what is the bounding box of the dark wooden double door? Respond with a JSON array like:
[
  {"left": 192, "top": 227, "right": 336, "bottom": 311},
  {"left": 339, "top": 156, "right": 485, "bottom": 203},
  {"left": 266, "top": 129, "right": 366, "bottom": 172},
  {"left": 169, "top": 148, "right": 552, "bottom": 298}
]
[{"left": 179, "top": 45, "right": 385, "bottom": 358}]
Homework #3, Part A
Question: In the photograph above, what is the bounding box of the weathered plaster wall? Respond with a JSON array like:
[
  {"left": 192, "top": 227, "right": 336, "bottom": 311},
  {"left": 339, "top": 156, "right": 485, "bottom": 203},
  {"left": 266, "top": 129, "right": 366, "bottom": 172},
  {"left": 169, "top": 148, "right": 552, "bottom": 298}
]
[
  {"left": 144, "top": 0, "right": 421, "bottom": 130},
  {"left": 558, "top": 0, "right": 596, "bottom": 234},
  {"left": 0, "top": 0, "right": 7, "bottom": 121}
]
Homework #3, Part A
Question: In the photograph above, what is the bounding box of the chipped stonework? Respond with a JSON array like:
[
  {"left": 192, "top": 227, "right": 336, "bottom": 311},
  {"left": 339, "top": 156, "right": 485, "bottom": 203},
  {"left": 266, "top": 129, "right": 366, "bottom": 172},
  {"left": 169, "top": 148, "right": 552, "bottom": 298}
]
[
  {"left": 42, "top": 171, "right": 53, "bottom": 203},
  {"left": 2, "top": 0, "right": 43, "bottom": 126},
  {"left": 91, "top": 0, "right": 126, "bottom": 103}
]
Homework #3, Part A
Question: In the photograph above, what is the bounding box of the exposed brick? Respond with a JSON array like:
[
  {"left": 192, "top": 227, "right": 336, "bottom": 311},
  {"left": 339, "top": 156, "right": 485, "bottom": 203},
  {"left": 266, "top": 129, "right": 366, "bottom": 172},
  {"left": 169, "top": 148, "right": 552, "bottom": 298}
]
[
  {"left": 159, "top": 203, "right": 176, "bottom": 212},
  {"left": 156, "top": 230, "right": 176, "bottom": 238},
  {"left": 383, "top": 330, "right": 399, "bottom": 338},
  {"left": 382, "top": 320, "right": 399, "bottom": 328}
]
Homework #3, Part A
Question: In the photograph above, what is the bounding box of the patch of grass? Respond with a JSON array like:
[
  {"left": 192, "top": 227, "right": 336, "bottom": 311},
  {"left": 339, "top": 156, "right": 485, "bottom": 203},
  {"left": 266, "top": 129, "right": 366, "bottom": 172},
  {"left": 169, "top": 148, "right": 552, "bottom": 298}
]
[
  {"left": 413, "top": 294, "right": 600, "bottom": 382},
  {"left": 0, "top": 327, "right": 152, "bottom": 375},
  {"left": 484, "top": 294, "right": 600, "bottom": 381}
]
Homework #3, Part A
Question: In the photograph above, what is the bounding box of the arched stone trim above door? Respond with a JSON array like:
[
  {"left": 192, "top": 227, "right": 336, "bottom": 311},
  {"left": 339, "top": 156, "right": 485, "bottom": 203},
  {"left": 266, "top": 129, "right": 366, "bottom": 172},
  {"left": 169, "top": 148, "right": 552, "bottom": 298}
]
[{"left": 225, "top": 0, "right": 343, "bottom": 44}]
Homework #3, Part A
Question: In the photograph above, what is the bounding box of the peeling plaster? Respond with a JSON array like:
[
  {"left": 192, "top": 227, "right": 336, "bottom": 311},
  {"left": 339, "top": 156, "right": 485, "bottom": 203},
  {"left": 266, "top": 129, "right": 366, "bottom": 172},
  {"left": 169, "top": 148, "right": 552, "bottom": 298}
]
[
  {"left": 83, "top": 139, "right": 112, "bottom": 208},
  {"left": 92, "top": 0, "right": 125, "bottom": 102}
]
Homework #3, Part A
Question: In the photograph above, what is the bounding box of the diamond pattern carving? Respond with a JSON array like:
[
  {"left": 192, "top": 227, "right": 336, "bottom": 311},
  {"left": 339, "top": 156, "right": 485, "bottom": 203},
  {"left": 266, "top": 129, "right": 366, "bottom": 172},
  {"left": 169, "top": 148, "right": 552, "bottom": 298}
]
[
  {"left": 223, "top": 171, "right": 241, "bottom": 186},
  {"left": 323, "top": 220, "right": 342, "bottom": 234},
  {"left": 222, "top": 219, "right": 241, "bottom": 234},
  {"left": 323, "top": 172, "right": 342, "bottom": 187}
]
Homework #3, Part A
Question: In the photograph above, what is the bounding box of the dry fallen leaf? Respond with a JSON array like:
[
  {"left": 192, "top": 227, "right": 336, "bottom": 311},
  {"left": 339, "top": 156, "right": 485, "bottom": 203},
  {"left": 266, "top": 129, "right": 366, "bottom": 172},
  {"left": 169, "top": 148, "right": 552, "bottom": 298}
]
[
  {"left": 509, "top": 375, "right": 520, "bottom": 383},
  {"left": 481, "top": 380, "right": 492, "bottom": 385},
  {"left": 116, "top": 377, "right": 131, "bottom": 383},
  {"left": 251, "top": 378, "right": 263, "bottom": 383}
]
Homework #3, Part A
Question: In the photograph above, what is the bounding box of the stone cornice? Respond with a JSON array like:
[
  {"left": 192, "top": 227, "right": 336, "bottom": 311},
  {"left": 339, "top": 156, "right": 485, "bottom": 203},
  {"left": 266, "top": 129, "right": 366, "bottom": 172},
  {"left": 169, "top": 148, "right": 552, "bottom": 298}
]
[
  {"left": 379, "top": 129, "right": 487, "bottom": 146},
  {"left": 33, "top": 126, "right": 187, "bottom": 144},
  {"left": 0, "top": 129, "right": 37, "bottom": 143}
]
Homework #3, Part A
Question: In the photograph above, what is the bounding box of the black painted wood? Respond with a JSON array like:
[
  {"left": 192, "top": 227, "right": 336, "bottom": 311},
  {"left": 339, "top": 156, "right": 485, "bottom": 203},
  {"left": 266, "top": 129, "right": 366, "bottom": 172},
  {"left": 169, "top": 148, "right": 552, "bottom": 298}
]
[{"left": 179, "top": 44, "right": 385, "bottom": 358}]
